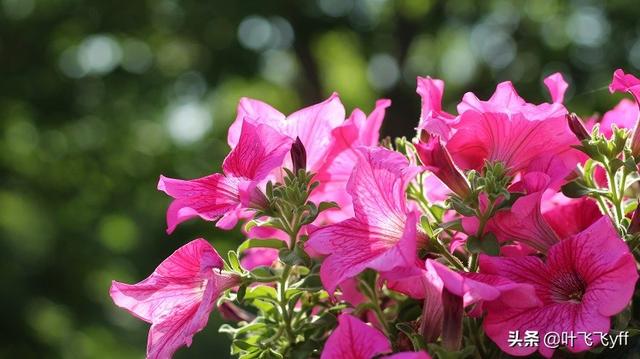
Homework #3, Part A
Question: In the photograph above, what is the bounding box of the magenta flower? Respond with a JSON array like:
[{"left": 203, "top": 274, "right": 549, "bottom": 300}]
[
  {"left": 418, "top": 73, "right": 578, "bottom": 176},
  {"left": 488, "top": 172, "right": 602, "bottom": 254},
  {"left": 609, "top": 69, "right": 640, "bottom": 156},
  {"left": 543, "top": 72, "right": 569, "bottom": 104},
  {"left": 481, "top": 217, "right": 638, "bottom": 357},
  {"left": 489, "top": 172, "right": 561, "bottom": 252},
  {"left": 110, "top": 239, "right": 240, "bottom": 359},
  {"left": 610, "top": 68, "right": 640, "bottom": 101},
  {"left": 415, "top": 134, "right": 471, "bottom": 198},
  {"left": 388, "top": 259, "right": 539, "bottom": 342},
  {"left": 307, "top": 147, "right": 421, "bottom": 293},
  {"left": 416, "top": 76, "right": 457, "bottom": 140},
  {"left": 227, "top": 93, "right": 345, "bottom": 173},
  {"left": 599, "top": 99, "right": 638, "bottom": 138},
  {"left": 312, "top": 99, "right": 391, "bottom": 222},
  {"left": 321, "top": 314, "right": 431, "bottom": 359},
  {"left": 541, "top": 193, "right": 601, "bottom": 240},
  {"left": 158, "top": 120, "right": 292, "bottom": 233}
]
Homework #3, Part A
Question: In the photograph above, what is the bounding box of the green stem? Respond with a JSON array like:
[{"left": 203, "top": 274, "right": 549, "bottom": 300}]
[
  {"left": 276, "top": 219, "right": 302, "bottom": 347},
  {"left": 359, "top": 278, "right": 393, "bottom": 341},
  {"left": 468, "top": 200, "right": 496, "bottom": 272},
  {"left": 607, "top": 168, "right": 623, "bottom": 225}
]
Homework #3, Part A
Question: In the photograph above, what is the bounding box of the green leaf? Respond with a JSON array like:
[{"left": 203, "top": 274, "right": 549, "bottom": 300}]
[
  {"left": 448, "top": 197, "right": 476, "bottom": 217},
  {"left": 466, "top": 235, "right": 482, "bottom": 254},
  {"left": 279, "top": 244, "right": 311, "bottom": 266},
  {"left": 238, "top": 238, "right": 287, "bottom": 253},
  {"left": 233, "top": 340, "right": 257, "bottom": 351},
  {"left": 480, "top": 232, "right": 500, "bottom": 256},
  {"left": 228, "top": 250, "right": 242, "bottom": 272},
  {"left": 318, "top": 201, "right": 339, "bottom": 212},
  {"left": 244, "top": 285, "right": 278, "bottom": 300},
  {"left": 237, "top": 284, "right": 247, "bottom": 302},
  {"left": 466, "top": 233, "right": 500, "bottom": 256},
  {"left": 296, "top": 274, "right": 323, "bottom": 290},
  {"left": 249, "top": 266, "right": 276, "bottom": 279},
  {"left": 561, "top": 180, "right": 592, "bottom": 198}
]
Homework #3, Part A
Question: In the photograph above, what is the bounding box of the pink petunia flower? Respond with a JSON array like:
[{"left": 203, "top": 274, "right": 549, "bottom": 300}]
[
  {"left": 158, "top": 120, "right": 292, "bottom": 233},
  {"left": 416, "top": 76, "right": 457, "bottom": 140},
  {"left": 321, "top": 314, "right": 431, "bottom": 359},
  {"left": 543, "top": 72, "right": 569, "bottom": 104},
  {"left": 110, "top": 239, "right": 241, "bottom": 359},
  {"left": 489, "top": 172, "right": 561, "bottom": 252},
  {"left": 227, "top": 93, "right": 345, "bottom": 173},
  {"left": 312, "top": 99, "right": 392, "bottom": 222},
  {"left": 609, "top": 69, "right": 640, "bottom": 156},
  {"left": 306, "top": 147, "right": 422, "bottom": 293},
  {"left": 481, "top": 217, "right": 638, "bottom": 357},
  {"left": 417, "top": 73, "right": 579, "bottom": 177},
  {"left": 387, "top": 259, "right": 539, "bottom": 343},
  {"left": 486, "top": 172, "right": 601, "bottom": 254},
  {"left": 415, "top": 133, "right": 471, "bottom": 198}
]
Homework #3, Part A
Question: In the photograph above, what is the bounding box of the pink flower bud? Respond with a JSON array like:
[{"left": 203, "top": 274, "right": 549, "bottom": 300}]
[
  {"left": 567, "top": 113, "right": 590, "bottom": 141},
  {"left": 291, "top": 136, "right": 307, "bottom": 172}
]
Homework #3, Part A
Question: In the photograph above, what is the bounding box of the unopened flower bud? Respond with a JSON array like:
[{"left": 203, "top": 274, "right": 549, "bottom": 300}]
[
  {"left": 567, "top": 113, "right": 590, "bottom": 141},
  {"left": 415, "top": 134, "right": 471, "bottom": 199},
  {"left": 291, "top": 137, "right": 307, "bottom": 173}
]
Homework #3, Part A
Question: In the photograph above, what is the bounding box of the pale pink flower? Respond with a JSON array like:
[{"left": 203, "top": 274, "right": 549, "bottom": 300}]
[
  {"left": 158, "top": 121, "right": 292, "bottom": 233},
  {"left": 110, "top": 239, "right": 240, "bottom": 359},
  {"left": 481, "top": 217, "right": 638, "bottom": 357},
  {"left": 321, "top": 314, "right": 431, "bottom": 359},
  {"left": 307, "top": 147, "right": 421, "bottom": 293}
]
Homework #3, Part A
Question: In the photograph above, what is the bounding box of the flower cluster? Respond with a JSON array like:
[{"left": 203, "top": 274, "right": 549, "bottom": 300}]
[{"left": 110, "top": 69, "right": 640, "bottom": 359}]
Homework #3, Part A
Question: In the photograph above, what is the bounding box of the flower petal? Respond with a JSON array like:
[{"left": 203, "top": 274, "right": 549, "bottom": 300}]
[
  {"left": 110, "top": 239, "right": 238, "bottom": 359},
  {"left": 285, "top": 93, "right": 346, "bottom": 171},
  {"left": 416, "top": 76, "right": 457, "bottom": 140},
  {"left": 227, "top": 98, "right": 286, "bottom": 148},
  {"left": 321, "top": 314, "right": 391, "bottom": 359},
  {"left": 543, "top": 72, "right": 568, "bottom": 103},
  {"left": 158, "top": 174, "right": 242, "bottom": 233},
  {"left": 222, "top": 121, "right": 292, "bottom": 180}
]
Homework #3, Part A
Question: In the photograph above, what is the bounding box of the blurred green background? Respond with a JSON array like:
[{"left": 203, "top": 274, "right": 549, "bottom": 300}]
[{"left": 1, "top": 0, "right": 639, "bottom": 357}]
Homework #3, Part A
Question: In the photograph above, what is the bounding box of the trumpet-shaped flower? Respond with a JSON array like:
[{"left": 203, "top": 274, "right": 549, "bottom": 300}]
[
  {"left": 110, "top": 239, "right": 240, "bottom": 359},
  {"left": 228, "top": 93, "right": 345, "bottom": 172},
  {"left": 609, "top": 69, "right": 640, "bottom": 156},
  {"left": 321, "top": 314, "right": 431, "bottom": 359},
  {"left": 312, "top": 99, "right": 391, "bottom": 221},
  {"left": 158, "top": 121, "right": 292, "bottom": 233},
  {"left": 489, "top": 172, "right": 561, "bottom": 252},
  {"left": 481, "top": 217, "right": 638, "bottom": 357},
  {"left": 388, "top": 259, "right": 539, "bottom": 342},
  {"left": 307, "top": 147, "right": 421, "bottom": 293},
  {"left": 418, "top": 73, "right": 579, "bottom": 176}
]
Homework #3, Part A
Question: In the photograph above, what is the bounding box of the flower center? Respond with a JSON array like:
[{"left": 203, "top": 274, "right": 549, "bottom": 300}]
[{"left": 549, "top": 271, "right": 587, "bottom": 304}]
